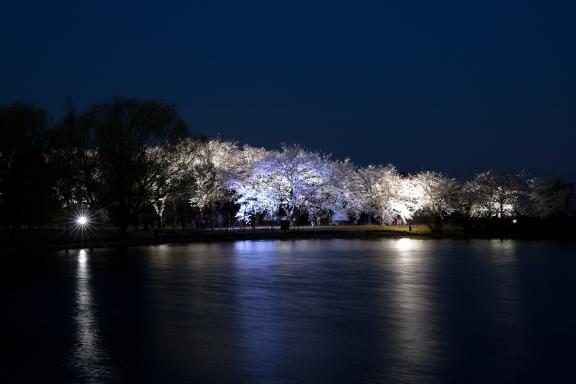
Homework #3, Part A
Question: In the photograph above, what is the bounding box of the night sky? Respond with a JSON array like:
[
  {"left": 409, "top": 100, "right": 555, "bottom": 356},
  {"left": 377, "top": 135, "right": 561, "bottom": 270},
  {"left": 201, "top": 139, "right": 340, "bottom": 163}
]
[{"left": 1, "top": 1, "right": 575, "bottom": 178}]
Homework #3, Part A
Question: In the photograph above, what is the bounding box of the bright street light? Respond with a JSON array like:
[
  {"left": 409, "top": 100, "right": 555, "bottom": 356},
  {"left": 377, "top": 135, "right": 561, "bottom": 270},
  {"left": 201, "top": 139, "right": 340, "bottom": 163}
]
[{"left": 76, "top": 216, "right": 88, "bottom": 226}]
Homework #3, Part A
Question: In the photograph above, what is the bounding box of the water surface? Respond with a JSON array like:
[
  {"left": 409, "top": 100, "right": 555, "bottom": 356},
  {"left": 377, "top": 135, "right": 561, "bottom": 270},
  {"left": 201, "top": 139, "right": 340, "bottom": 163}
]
[{"left": 2, "top": 239, "right": 575, "bottom": 383}]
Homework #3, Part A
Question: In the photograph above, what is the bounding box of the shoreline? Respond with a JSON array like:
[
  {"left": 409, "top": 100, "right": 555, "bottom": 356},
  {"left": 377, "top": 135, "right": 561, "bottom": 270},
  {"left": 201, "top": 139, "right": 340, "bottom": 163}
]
[{"left": 1, "top": 225, "right": 574, "bottom": 254}]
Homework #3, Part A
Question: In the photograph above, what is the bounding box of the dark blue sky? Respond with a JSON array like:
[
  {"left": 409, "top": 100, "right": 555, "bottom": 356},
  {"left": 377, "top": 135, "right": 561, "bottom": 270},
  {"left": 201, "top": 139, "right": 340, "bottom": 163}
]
[{"left": 1, "top": 0, "right": 575, "bottom": 177}]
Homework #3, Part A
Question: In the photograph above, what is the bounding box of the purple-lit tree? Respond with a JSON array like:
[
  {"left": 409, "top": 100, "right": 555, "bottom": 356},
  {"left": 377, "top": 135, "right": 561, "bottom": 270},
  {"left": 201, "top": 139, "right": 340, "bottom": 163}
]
[
  {"left": 188, "top": 139, "right": 269, "bottom": 227},
  {"left": 322, "top": 159, "right": 365, "bottom": 223},
  {"left": 229, "top": 144, "right": 334, "bottom": 224}
]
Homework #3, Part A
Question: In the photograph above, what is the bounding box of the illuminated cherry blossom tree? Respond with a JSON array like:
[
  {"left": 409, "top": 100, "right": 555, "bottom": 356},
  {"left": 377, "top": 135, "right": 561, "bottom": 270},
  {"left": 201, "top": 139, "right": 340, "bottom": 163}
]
[
  {"left": 322, "top": 159, "right": 365, "bottom": 222},
  {"left": 355, "top": 165, "right": 423, "bottom": 224},
  {"left": 149, "top": 138, "right": 204, "bottom": 228},
  {"left": 467, "top": 171, "right": 529, "bottom": 218},
  {"left": 412, "top": 171, "right": 459, "bottom": 231},
  {"left": 229, "top": 145, "right": 335, "bottom": 224}
]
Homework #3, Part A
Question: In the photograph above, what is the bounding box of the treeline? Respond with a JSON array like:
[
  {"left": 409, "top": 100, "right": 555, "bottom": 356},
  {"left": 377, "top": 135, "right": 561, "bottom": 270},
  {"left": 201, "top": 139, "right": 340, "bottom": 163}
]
[{"left": 1, "top": 98, "right": 575, "bottom": 235}]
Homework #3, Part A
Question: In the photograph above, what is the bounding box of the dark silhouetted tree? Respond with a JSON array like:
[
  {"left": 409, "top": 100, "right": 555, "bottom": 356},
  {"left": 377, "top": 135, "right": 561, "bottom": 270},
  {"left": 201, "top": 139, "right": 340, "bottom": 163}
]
[
  {"left": 49, "top": 98, "right": 100, "bottom": 222},
  {"left": 79, "top": 98, "right": 189, "bottom": 234},
  {"left": 0, "top": 103, "right": 57, "bottom": 230},
  {"left": 530, "top": 177, "right": 575, "bottom": 217}
]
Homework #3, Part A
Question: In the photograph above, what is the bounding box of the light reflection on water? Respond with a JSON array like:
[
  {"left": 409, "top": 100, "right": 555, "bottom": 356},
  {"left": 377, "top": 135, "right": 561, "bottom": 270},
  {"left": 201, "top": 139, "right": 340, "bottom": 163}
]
[
  {"left": 386, "top": 238, "right": 439, "bottom": 381},
  {"left": 69, "top": 249, "right": 116, "bottom": 382},
  {"left": 233, "top": 241, "right": 295, "bottom": 382},
  {"left": 5, "top": 239, "right": 571, "bottom": 383}
]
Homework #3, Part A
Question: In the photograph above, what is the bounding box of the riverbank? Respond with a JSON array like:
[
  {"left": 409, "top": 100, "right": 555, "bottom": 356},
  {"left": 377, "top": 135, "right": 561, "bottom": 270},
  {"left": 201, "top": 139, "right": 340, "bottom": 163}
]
[
  {"left": 0, "top": 224, "right": 574, "bottom": 254},
  {"left": 0, "top": 225, "right": 424, "bottom": 254}
]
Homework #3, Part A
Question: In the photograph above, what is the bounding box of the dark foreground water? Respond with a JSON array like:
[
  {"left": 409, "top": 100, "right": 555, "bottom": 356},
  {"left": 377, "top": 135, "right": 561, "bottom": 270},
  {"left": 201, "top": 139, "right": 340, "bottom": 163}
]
[{"left": 1, "top": 239, "right": 575, "bottom": 383}]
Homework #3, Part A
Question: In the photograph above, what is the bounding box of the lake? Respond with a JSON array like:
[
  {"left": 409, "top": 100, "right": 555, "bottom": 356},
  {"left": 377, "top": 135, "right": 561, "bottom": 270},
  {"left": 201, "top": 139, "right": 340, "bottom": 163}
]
[{"left": 1, "top": 239, "right": 575, "bottom": 383}]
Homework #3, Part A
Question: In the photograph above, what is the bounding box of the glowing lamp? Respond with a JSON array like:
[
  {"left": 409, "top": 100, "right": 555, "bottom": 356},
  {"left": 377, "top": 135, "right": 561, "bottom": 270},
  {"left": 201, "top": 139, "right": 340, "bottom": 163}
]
[{"left": 77, "top": 216, "right": 88, "bottom": 226}]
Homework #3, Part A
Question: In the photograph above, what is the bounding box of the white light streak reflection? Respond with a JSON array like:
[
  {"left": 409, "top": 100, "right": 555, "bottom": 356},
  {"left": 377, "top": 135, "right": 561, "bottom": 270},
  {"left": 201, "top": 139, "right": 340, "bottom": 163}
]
[
  {"left": 69, "top": 249, "right": 116, "bottom": 382},
  {"left": 78, "top": 249, "right": 87, "bottom": 265},
  {"left": 386, "top": 238, "right": 439, "bottom": 379},
  {"left": 394, "top": 237, "right": 413, "bottom": 251}
]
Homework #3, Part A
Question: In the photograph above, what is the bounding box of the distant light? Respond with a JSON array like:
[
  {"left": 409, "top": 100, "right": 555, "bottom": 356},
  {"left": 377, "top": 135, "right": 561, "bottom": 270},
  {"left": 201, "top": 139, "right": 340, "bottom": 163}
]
[
  {"left": 77, "top": 216, "right": 88, "bottom": 226},
  {"left": 512, "top": 219, "right": 517, "bottom": 224}
]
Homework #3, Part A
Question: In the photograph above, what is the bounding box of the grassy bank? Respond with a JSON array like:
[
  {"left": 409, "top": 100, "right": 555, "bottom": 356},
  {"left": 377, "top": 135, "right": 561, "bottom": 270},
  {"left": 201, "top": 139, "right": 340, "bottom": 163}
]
[
  {"left": 0, "top": 225, "right": 429, "bottom": 254},
  {"left": 0, "top": 224, "right": 573, "bottom": 254}
]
